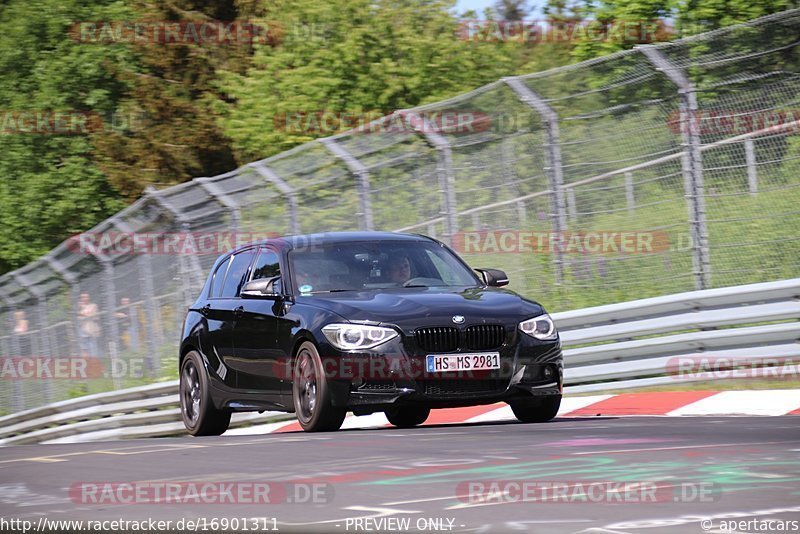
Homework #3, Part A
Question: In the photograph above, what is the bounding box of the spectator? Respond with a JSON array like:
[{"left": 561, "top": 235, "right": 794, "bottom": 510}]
[
  {"left": 115, "top": 297, "right": 132, "bottom": 349},
  {"left": 78, "top": 293, "right": 100, "bottom": 358},
  {"left": 13, "top": 310, "right": 31, "bottom": 358}
]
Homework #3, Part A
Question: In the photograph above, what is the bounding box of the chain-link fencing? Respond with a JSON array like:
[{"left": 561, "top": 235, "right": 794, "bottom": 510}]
[{"left": 2, "top": 10, "right": 799, "bottom": 413}]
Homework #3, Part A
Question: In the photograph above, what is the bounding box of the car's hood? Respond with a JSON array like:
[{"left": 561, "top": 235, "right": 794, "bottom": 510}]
[{"left": 298, "top": 286, "right": 544, "bottom": 333}]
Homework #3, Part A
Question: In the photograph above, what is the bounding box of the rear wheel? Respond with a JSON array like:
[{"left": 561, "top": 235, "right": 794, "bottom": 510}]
[
  {"left": 509, "top": 395, "right": 561, "bottom": 423},
  {"left": 180, "top": 351, "right": 231, "bottom": 436},
  {"left": 385, "top": 406, "right": 430, "bottom": 428},
  {"left": 292, "top": 341, "right": 346, "bottom": 432}
]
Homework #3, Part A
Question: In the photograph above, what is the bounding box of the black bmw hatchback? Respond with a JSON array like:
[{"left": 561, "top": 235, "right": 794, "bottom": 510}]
[{"left": 179, "top": 232, "right": 563, "bottom": 434}]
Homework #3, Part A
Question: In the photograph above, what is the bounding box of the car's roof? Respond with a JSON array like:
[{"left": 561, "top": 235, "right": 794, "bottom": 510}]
[{"left": 240, "top": 231, "right": 436, "bottom": 252}]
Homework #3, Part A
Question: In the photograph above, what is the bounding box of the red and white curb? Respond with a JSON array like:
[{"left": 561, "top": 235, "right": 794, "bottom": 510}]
[{"left": 225, "top": 389, "right": 800, "bottom": 436}]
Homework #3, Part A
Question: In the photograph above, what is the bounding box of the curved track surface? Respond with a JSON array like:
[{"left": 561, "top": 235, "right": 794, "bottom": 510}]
[{"left": 1, "top": 416, "right": 798, "bottom": 533}]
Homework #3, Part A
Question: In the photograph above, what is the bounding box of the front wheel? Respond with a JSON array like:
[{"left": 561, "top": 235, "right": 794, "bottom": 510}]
[
  {"left": 292, "top": 341, "right": 347, "bottom": 432},
  {"left": 180, "top": 351, "right": 231, "bottom": 436},
  {"left": 509, "top": 395, "right": 561, "bottom": 423},
  {"left": 385, "top": 406, "right": 430, "bottom": 428}
]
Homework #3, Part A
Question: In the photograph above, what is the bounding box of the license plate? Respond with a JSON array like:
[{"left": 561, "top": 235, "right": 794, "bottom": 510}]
[{"left": 426, "top": 353, "right": 500, "bottom": 373}]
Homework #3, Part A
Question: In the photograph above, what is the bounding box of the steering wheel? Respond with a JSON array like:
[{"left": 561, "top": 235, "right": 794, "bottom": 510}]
[{"left": 402, "top": 277, "right": 440, "bottom": 287}]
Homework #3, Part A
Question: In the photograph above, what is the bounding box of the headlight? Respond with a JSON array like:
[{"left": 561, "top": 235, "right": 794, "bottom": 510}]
[
  {"left": 322, "top": 323, "right": 398, "bottom": 350},
  {"left": 519, "top": 314, "right": 557, "bottom": 340}
]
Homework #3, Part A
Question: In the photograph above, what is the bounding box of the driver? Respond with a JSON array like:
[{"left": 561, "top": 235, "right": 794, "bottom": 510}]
[
  {"left": 295, "top": 263, "right": 323, "bottom": 291},
  {"left": 387, "top": 254, "right": 412, "bottom": 284}
]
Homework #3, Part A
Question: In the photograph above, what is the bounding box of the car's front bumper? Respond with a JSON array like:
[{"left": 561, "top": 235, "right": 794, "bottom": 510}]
[{"left": 320, "top": 334, "right": 563, "bottom": 412}]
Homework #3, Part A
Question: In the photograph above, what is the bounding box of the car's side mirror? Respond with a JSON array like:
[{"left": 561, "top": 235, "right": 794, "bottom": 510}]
[
  {"left": 241, "top": 276, "right": 282, "bottom": 299},
  {"left": 475, "top": 268, "right": 509, "bottom": 287}
]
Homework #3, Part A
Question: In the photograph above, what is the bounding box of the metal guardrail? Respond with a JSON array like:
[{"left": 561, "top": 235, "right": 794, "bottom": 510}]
[{"left": 1, "top": 278, "right": 797, "bottom": 445}]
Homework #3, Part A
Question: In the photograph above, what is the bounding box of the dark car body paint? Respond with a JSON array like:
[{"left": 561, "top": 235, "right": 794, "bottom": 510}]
[{"left": 180, "top": 232, "right": 563, "bottom": 415}]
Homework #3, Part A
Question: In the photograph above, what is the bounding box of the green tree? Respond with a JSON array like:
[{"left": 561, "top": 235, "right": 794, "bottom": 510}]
[
  {"left": 0, "top": 0, "right": 132, "bottom": 273},
  {"left": 215, "top": 0, "right": 518, "bottom": 161},
  {"left": 673, "top": 0, "right": 797, "bottom": 36},
  {"left": 494, "top": 0, "right": 530, "bottom": 20},
  {"left": 92, "top": 0, "right": 242, "bottom": 199}
]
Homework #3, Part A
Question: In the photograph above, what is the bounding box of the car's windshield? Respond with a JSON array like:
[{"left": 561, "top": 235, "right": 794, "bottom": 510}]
[{"left": 288, "top": 240, "right": 480, "bottom": 294}]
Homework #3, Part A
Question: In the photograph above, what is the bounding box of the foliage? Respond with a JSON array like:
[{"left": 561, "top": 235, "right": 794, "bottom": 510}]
[{"left": 0, "top": 0, "right": 797, "bottom": 274}]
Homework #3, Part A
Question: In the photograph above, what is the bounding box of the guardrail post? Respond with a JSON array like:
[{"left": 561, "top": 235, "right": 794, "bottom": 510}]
[
  {"left": 744, "top": 138, "right": 758, "bottom": 195},
  {"left": 504, "top": 77, "right": 567, "bottom": 284},
  {"left": 252, "top": 164, "right": 301, "bottom": 234},
  {"left": 640, "top": 45, "right": 711, "bottom": 290},
  {"left": 401, "top": 111, "right": 458, "bottom": 245},
  {"left": 320, "top": 138, "right": 374, "bottom": 231}
]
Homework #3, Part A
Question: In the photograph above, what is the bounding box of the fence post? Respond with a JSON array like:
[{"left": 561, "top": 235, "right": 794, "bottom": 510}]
[
  {"left": 0, "top": 291, "right": 25, "bottom": 412},
  {"left": 427, "top": 222, "right": 437, "bottom": 238},
  {"left": 252, "top": 164, "right": 301, "bottom": 234},
  {"left": 517, "top": 200, "right": 527, "bottom": 227},
  {"left": 566, "top": 188, "right": 577, "bottom": 221},
  {"left": 12, "top": 272, "right": 53, "bottom": 402},
  {"left": 196, "top": 177, "right": 241, "bottom": 232},
  {"left": 639, "top": 45, "right": 711, "bottom": 290},
  {"left": 401, "top": 111, "right": 458, "bottom": 245},
  {"left": 144, "top": 186, "right": 206, "bottom": 292},
  {"left": 44, "top": 255, "right": 81, "bottom": 361},
  {"left": 744, "top": 138, "right": 758, "bottom": 195},
  {"left": 625, "top": 171, "right": 635, "bottom": 214},
  {"left": 320, "top": 137, "right": 375, "bottom": 231},
  {"left": 83, "top": 250, "right": 122, "bottom": 390},
  {"left": 504, "top": 77, "right": 567, "bottom": 284},
  {"left": 137, "top": 250, "right": 162, "bottom": 375}
]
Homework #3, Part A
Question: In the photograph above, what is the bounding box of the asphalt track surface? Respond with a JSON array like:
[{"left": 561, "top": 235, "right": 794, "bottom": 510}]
[{"left": 0, "top": 416, "right": 798, "bottom": 533}]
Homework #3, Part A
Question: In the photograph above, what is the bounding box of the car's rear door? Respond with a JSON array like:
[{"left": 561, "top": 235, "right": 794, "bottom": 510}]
[{"left": 203, "top": 248, "right": 256, "bottom": 388}]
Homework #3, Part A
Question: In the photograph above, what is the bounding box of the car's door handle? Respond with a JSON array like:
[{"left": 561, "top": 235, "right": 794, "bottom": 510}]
[
  {"left": 200, "top": 304, "right": 211, "bottom": 316},
  {"left": 233, "top": 305, "right": 244, "bottom": 318}
]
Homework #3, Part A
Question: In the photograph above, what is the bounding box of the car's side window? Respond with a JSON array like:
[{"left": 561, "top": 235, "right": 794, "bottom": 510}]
[
  {"left": 210, "top": 257, "right": 232, "bottom": 298},
  {"left": 220, "top": 249, "right": 256, "bottom": 298},
  {"left": 251, "top": 249, "right": 281, "bottom": 281},
  {"left": 251, "top": 248, "right": 282, "bottom": 293}
]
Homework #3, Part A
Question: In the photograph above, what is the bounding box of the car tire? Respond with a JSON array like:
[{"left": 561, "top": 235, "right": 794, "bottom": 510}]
[
  {"left": 292, "top": 341, "right": 347, "bottom": 432},
  {"left": 385, "top": 406, "right": 431, "bottom": 428},
  {"left": 509, "top": 395, "right": 561, "bottom": 423},
  {"left": 180, "top": 351, "right": 231, "bottom": 436}
]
